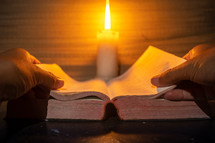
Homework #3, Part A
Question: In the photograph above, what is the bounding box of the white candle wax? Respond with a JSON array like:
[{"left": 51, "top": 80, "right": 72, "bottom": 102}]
[{"left": 97, "top": 30, "right": 119, "bottom": 81}]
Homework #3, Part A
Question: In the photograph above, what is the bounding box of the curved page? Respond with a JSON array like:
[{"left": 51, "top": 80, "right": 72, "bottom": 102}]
[
  {"left": 108, "top": 46, "right": 186, "bottom": 99},
  {"left": 37, "top": 64, "right": 110, "bottom": 101}
]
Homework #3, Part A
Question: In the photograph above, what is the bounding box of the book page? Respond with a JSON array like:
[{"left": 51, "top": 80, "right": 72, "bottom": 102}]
[
  {"left": 107, "top": 46, "right": 186, "bottom": 99},
  {"left": 37, "top": 64, "right": 110, "bottom": 101}
]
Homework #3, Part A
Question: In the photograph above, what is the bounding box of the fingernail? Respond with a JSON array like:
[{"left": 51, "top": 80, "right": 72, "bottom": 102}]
[
  {"left": 55, "top": 80, "right": 64, "bottom": 89},
  {"left": 151, "top": 76, "right": 160, "bottom": 85},
  {"left": 182, "top": 90, "right": 189, "bottom": 96},
  {"left": 182, "top": 90, "right": 193, "bottom": 100},
  {"left": 57, "top": 77, "right": 63, "bottom": 80}
]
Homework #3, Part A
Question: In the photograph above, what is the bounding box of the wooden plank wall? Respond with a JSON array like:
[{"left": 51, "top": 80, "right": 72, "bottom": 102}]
[{"left": 0, "top": 0, "right": 214, "bottom": 80}]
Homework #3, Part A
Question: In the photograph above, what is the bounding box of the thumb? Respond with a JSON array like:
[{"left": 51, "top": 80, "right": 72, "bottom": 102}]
[
  {"left": 35, "top": 67, "right": 64, "bottom": 89},
  {"left": 151, "top": 61, "right": 191, "bottom": 87}
]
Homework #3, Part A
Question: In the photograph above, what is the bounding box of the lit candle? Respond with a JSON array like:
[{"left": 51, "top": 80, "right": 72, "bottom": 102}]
[{"left": 97, "top": 0, "right": 119, "bottom": 82}]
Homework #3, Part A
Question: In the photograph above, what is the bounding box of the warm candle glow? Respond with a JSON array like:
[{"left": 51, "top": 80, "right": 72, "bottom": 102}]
[
  {"left": 105, "top": 0, "right": 111, "bottom": 30},
  {"left": 97, "top": 0, "right": 118, "bottom": 81}
]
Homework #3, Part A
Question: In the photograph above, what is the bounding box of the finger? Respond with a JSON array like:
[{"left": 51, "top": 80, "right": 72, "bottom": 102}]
[
  {"left": 164, "top": 89, "right": 194, "bottom": 101},
  {"left": 29, "top": 55, "right": 41, "bottom": 64},
  {"left": 151, "top": 61, "right": 191, "bottom": 87},
  {"left": 183, "top": 51, "right": 192, "bottom": 60},
  {"left": 35, "top": 67, "right": 64, "bottom": 89},
  {"left": 183, "top": 44, "right": 214, "bottom": 60}
]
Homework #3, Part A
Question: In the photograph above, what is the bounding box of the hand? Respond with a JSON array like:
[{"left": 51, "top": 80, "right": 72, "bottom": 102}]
[
  {"left": 151, "top": 44, "right": 215, "bottom": 101},
  {"left": 0, "top": 48, "right": 64, "bottom": 101}
]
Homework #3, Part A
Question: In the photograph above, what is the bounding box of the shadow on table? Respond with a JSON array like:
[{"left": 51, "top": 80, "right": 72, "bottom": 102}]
[
  {"left": 6, "top": 86, "right": 50, "bottom": 119},
  {"left": 6, "top": 119, "right": 215, "bottom": 143}
]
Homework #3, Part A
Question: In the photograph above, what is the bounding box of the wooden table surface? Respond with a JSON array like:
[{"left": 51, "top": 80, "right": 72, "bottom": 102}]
[
  {"left": 1, "top": 119, "right": 215, "bottom": 143},
  {"left": 0, "top": 0, "right": 215, "bottom": 80}
]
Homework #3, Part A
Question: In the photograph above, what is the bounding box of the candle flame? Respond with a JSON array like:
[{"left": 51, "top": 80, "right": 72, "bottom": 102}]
[{"left": 105, "top": 0, "right": 111, "bottom": 30}]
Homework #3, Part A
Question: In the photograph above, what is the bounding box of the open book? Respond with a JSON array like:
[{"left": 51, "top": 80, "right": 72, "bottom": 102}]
[{"left": 35, "top": 46, "right": 208, "bottom": 120}]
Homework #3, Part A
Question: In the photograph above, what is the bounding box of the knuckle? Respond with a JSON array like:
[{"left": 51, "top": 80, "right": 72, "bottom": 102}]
[
  {"left": 13, "top": 48, "right": 29, "bottom": 58},
  {"left": 13, "top": 48, "right": 27, "bottom": 53}
]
